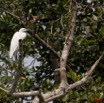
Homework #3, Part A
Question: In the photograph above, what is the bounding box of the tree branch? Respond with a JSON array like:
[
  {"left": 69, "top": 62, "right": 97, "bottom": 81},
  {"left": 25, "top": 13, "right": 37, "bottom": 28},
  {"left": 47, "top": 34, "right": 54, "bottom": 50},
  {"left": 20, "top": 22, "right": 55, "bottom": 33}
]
[
  {"left": 68, "top": 54, "right": 103, "bottom": 89},
  {"left": 0, "top": 86, "right": 39, "bottom": 97},
  {"left": 0, "top": 87, "right": 8, "bottom": 93},
  {"left": 12, "top": 91, "right": 39, "bottom": 97},
  {"left": 60, "top": 3, "right": 77, "bottom": 69},
  {"left": 58, "top": 2, "right": 77, "bottom": 89}
]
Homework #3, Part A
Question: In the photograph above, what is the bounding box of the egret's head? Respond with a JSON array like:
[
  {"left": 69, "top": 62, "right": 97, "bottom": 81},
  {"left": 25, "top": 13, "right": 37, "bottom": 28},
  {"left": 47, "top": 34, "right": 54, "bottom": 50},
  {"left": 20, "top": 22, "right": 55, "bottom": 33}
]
[{"left": 19, "top": 28, "right": 34, "bottom": 36}]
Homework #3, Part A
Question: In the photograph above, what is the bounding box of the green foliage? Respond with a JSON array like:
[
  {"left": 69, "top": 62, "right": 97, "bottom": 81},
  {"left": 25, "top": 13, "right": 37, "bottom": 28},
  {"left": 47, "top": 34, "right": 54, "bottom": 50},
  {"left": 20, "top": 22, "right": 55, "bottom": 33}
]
[{"left": 0, "top": 0, "right": 104, "bottom": 102}]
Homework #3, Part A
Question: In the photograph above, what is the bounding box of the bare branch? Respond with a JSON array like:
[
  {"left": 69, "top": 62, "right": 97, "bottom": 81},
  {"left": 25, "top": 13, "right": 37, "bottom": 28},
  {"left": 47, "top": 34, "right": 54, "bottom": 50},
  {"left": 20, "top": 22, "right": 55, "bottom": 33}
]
[
  {"left": 68, "top": 54, "right": 103, "bottom": 90},
  {"left": 58, "top": 2, "right": 77, "bottom": 89},
  {"left": 85, "top": 54, "right": 103, "bottom": 77},
  {"left": 60, "top": 3, "right": 77, "bottom": 69},
  {"left": 32, "top": 89, "right": 45, "bottom": 103},
  {"left": 11, "top": 91, "right": 39, "bottom": 97},
  {"left": 32, "top": 34, "right": 71, "bottom": 70},
  {"left": 0, "top": 87, "right": 8, "bottom": 93},
  {"left": 0, "top": 86, "right": 39, "bottom": 97},
  {"left": 37, "top": 91, "right": 45, "bottom": 103}
]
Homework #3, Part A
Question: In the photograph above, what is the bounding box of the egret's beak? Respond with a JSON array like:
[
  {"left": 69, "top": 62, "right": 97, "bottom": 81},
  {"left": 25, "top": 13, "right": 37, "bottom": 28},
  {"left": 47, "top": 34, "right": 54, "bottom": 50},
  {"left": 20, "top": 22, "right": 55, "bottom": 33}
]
[{"left": 26, "top": 29, "right": 35, "bottom": 36}]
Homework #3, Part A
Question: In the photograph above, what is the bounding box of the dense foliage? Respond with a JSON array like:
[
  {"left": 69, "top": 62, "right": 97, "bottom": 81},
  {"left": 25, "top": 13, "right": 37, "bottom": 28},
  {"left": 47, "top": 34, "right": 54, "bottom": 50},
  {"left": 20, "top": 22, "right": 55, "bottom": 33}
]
[{"left": 0, "top": 0, "right": 104, "bottom": 103}]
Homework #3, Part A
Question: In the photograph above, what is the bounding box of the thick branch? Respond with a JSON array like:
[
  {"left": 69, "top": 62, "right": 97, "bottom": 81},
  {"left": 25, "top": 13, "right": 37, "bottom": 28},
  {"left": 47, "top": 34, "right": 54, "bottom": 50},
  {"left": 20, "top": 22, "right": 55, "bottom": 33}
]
[
  {"left": 58, "top": 2, "right": 77, "bottom": 89},
  {"left": 60, "top": 4, "right": 77, "bottom": 69},
  {"left": 12, "top": 91, "right": 39, "bottom": 97},
  {"left": 0, "top": 87, "right": 39, "bottom": 97}
]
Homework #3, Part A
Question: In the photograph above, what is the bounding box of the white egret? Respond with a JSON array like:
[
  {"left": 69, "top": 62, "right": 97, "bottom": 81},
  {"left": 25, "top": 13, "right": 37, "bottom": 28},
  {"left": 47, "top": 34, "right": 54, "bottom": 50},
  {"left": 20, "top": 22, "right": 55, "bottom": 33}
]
[{"left": 9, "top": 28, "right": 33, "bottom": 58}]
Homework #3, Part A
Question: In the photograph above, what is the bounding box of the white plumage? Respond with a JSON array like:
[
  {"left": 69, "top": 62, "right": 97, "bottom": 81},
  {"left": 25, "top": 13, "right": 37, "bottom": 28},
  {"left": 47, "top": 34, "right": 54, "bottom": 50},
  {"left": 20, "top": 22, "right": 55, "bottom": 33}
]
[{"left": 9, "top": 28, "right": 31, "bottom": 58}]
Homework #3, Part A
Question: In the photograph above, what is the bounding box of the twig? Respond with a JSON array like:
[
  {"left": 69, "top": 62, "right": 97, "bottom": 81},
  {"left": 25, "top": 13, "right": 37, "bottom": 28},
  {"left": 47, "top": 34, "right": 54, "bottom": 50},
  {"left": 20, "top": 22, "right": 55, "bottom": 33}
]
[{"left": 8, "top": 39, "right": 23, "bottom": 95}]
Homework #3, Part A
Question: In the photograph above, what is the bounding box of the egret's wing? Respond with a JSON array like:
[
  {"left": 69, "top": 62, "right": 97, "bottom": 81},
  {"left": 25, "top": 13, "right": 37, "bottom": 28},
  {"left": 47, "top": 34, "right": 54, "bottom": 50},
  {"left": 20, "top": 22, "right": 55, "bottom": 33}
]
[{"left": 9, "top": 32, "right": 21, "bottom": 58}]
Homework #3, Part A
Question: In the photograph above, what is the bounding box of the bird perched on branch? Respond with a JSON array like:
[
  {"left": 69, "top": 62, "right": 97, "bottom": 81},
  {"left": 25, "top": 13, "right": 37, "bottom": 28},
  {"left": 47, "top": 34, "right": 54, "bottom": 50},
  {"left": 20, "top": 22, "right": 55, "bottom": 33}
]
[{"left": 9, "top": 28, "right": 34, "bottom": 58}]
